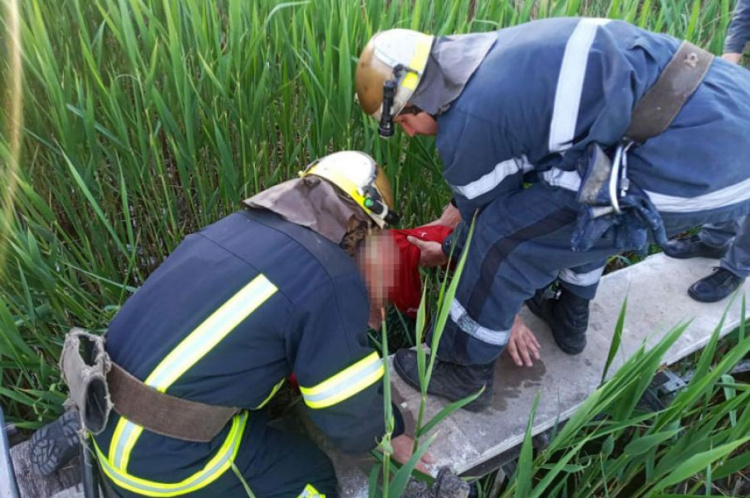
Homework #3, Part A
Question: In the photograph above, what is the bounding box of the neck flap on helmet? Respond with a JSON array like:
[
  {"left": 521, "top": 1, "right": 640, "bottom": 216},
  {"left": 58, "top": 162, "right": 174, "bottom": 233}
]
[
  {"left": 243, "top": 177, "right": 372, "bottom": 248},
  {"left": 410, "top": 32, "right": 497, "bottom": 116}
]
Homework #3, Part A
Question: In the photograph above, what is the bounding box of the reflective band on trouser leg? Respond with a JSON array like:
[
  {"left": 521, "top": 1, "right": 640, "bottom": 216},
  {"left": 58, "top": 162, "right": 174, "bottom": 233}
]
[
  {"left": 299, "top": 483, "right": 326, "bottom": 497},
  {"left": 300, "top": 352, "right": 384, "bottom": 409},
  {"left": 449, "top": 298, "right": 510, "bottom": 346},
  {"left": 93, "top": 412, "right": 249, "bottom": 497},
  {"left": 107, "top": 274, "right": 277, "bottom": 477},
  {"left": 559, "top": 266, "right": 605, "bottom": 287}
]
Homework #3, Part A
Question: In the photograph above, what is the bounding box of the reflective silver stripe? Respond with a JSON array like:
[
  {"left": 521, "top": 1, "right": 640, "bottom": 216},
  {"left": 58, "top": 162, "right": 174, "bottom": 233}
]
[
  {"left": 542, "top": 168, "right": 581, "bottom": 191},
  {"left": 300, "top": 356, "right": 384, "bottom": 406},
  {"left": 449, "top": 299, "right": 510, "bottom": 346},
  {"left": 112, "top": 422, "right": 139, "bottom": 470},
  {"left": 453, "top": 156, "right": 533, "bottom": 200},
  {"left": 559, "top": 266, "right": 605, "bottom": 287},
  {"left": 645, "top": 178, "right": 750, "bottom": 212},
  {"left": 549, "top": 18, "right": 611, "bottom": 152}
]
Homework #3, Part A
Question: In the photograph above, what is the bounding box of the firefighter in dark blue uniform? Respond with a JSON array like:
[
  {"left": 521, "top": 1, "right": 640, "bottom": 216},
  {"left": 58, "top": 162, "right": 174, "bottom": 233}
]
[
  {"left": 662, "top": 0, "right": 750, "bottom": 303},
  {"left": 63, "top": 151, "right": 427, "bottom": 497},
  {"left": 355, "top": 19, "right": 750, "bottom": 411}
]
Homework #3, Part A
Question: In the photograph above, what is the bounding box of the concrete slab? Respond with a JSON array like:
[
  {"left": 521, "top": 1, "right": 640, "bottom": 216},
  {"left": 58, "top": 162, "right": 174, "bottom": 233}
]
[
  {"left": 10, "top": 439, "right": 83, "bottom": 498},
  {"left": 2, "top": 411, "right": 21, "bottom": 498},
  {"left": 329, "top": 254, "right": 748, "bottom": 495},
  {"left": 10, "top": 254, "right": 747, "bottom": 498}
]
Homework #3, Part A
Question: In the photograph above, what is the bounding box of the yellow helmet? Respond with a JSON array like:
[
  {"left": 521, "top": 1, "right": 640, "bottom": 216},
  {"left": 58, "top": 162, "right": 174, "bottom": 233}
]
[
  {"left": 299, "top": 151, "right": 398, "bottom": 227},
  {"left": 356, "top": 29, "right": 434, "bottom": 137}
]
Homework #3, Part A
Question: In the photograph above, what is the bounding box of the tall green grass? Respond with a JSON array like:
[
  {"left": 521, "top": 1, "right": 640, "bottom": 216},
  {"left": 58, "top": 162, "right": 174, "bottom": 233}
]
[
  {"left": 492, "top": 304, "right": 749, "bottom": 497},
  {"left": 0, "top": 0, "right": 737, "bottom": 427}
]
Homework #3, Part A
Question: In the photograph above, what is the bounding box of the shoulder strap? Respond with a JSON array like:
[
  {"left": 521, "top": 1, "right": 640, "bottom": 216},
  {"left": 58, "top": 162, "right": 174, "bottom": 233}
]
[
  {"left": 241, "top": 208, "right": 358, "bottom": 278},
  {"left": 626, "top": 41, "right": 714, "bottom": 144}
]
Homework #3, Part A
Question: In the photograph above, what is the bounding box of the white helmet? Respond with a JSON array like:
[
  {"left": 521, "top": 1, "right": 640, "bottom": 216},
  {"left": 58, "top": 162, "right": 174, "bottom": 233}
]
[
  {"left": 299, "top": 151, "right": 398, "bottom": 228},
  {"left": 356, "top": 29, "right": 434, "bottom": 137}
]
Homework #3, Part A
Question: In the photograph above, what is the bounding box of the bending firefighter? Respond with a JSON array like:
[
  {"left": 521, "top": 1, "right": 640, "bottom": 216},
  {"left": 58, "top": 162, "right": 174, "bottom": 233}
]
[
  {"left": 53, "top": 151, "right": 427, "bottom": 497},
  {"left": 355, "top": 19, "right": 750, "bottom": 410}
]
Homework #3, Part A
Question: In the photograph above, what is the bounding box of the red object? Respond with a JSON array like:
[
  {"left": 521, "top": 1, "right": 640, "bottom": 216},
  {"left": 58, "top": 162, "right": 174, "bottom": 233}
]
[
  {"left": 287, "top": 373, "right": 300, "bottom": 392},
  {"left": 387, "top": 225, "right": 453, "bottom": 318}
]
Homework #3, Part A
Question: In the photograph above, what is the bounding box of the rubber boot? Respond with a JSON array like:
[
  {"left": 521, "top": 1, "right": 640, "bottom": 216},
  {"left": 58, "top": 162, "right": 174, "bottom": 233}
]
[
  {"left": 527, "top": 288, "right": 590, "bottom": 354},
  {"left": 393, "top": 349, "right": 494, "bottom": 412},
  {"left": 29, "top": 410, "right": 81, "bottom": 476}
]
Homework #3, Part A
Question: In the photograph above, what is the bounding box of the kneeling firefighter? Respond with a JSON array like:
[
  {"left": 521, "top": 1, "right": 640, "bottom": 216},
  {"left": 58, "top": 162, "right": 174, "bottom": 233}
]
[
  {"left": 355, "top": 19, "right": 750, "bottom": 411},
  {"left": 57, "top": 151, "right": 427, "bottom": 497}
]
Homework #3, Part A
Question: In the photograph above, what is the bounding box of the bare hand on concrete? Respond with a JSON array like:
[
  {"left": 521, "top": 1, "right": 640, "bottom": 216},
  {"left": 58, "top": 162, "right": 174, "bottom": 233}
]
[
  {"left": 507, "top": 315, "right": 541, "bottom": 367},
  {"left": 392, "top": 434, "right": 435, "bottom": 474},
  {"left": 407, "top": 237, "right": 448, "bottom": 268}
]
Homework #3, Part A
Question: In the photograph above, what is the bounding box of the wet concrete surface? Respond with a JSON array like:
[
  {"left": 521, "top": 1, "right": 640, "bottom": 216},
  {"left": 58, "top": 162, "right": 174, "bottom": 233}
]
[{"left": 330, "top": 254, "right": 748, "bottom": 496}]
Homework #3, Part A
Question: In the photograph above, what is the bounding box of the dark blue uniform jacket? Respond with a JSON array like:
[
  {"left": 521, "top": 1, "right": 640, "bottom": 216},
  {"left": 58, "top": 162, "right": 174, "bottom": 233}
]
[{"left": 92, "top": 209, "right": 398, "bottom": 491}]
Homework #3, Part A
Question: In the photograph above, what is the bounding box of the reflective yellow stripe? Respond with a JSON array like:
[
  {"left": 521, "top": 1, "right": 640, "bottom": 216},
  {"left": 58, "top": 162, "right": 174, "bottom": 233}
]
[
  {"left": 299, "top": 483, "right": 325, "bottom": 497},
  {"left": 95, "top": 412, "right": 248, "bottom": 497},
  {"left": 300, "top": 165, "right": 374, "bottom": 218},
  {"left": 108, "top": 274, "right": 277, "bottom": 473},
  {"left": 401, "top": 36, "right": 433, "bottom": 91},
  {"left": 299, "top": 352, "right": 384, "bottom": 409},
  {"left": 146, "top": 275, "right": 278, "bottom": 391},
  {"left": 255, "top": 377, "right": 286, "bottom": 409}
]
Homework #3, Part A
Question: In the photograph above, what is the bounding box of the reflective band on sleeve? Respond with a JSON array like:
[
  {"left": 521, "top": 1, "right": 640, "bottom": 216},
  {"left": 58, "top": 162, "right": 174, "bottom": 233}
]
[
  {"left": 453, "top": 156, "right": 533, "bottom": 200},
  {"left": 549, "top": 18, "right": 611, "bottom": 153},
  {"left": 450, "top": 299, "right": 510, "bottom": 346},
  {"left": 299, "top": 483, "right": 326, "bottom": 497},
  {"left": 559, "top": 265, "right": 605, "bottom": 287},
  {"left": 95, "top": 412, "right": 248, "bottom": 497},
  {"left": 541, "top": 168, "right": 582, "bottom": 192},
  {"left": 300, "top": 352, "right": 384, "bottom": 409},
  {"left": 108, "top": 274, "right": 277, "bottom": 473},
  {"left": 645, "top": 178, "right": 750, "bottom": 212}
]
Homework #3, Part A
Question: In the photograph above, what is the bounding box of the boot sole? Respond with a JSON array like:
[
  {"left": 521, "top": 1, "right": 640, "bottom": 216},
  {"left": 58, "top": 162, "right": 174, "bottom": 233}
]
[
  {"left": 663, "top": 248, "right": 728, "bottom": 260},
  {"left": 687, "top": 286, "right": 735, "bottom": 303},
  {"left": 29, "top": 411, "right": 81, "bottom": 477}
]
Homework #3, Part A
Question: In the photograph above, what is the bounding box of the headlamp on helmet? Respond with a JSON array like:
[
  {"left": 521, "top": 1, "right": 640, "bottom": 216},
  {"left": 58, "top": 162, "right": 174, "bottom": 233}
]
[{"left": 355, "top": 30, "right": 434, "bottom": 138}]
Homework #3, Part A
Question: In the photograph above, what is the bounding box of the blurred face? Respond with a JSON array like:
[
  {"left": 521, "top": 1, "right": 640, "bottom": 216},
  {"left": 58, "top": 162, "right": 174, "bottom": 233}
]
[
  {"left": 394, "top": 110, "right": 438, "bottom": 137},
  {"left": 357, "top": 232, "right": 400, "bottom": 327}
]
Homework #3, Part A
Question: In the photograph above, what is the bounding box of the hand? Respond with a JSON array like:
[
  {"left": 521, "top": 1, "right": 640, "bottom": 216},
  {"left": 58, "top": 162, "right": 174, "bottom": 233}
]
[
  {"left": 425, "top": 203, "right": 461, "bottom": 229},
  {"left": 391, "top": 434, "right": 434, "bottom": 474},
  {"left": 368, "top": 306, "right": 386, "bottom": 330},
  {"left": 722, "top": 53, "right": 743, "bottom": 64},
  {"left": 506, "top": 315, "right": 541, "bottom": 367},
  {"left": 407, "top": 237, "right": 448, "bottom": 268}
]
